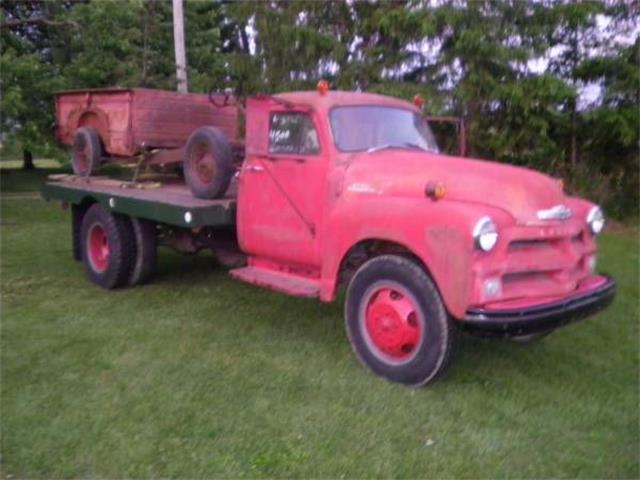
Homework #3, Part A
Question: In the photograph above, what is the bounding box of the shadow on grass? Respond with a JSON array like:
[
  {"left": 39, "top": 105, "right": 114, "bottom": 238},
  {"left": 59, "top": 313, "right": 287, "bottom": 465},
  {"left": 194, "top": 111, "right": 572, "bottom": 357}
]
[
  {"left": 149, "top": 249, "right": 347, "bottom": 348},
  {"left": 1, "top": 167, "right": 71, "bottom": 193},
  {"left": 148, "top": 247, "right": 553, "bottom": 389}
]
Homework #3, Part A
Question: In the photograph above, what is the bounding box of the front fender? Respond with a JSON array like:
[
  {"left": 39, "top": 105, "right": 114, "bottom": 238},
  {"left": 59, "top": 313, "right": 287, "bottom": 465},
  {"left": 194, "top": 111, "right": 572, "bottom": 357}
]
[{"left": 319, "top": 196, "right": 507, "bottom": 318}]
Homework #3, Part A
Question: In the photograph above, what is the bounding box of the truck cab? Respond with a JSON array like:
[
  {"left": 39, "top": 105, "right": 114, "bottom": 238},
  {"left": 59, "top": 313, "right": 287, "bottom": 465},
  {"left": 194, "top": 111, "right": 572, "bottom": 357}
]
[{"left": 232, "top": 89, "right": 615, "bottom": 384}]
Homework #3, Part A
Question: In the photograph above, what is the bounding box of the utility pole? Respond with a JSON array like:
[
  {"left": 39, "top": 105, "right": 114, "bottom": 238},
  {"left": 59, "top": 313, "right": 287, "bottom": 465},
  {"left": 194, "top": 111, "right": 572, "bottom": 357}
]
[{"left": 172, "top": 0, "right": 188, "bottom": 93}]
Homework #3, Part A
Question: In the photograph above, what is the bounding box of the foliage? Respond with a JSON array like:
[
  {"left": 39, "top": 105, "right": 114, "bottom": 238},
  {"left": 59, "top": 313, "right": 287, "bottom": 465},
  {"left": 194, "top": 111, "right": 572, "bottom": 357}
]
[
  {"left": 570, "top": 38, "right": 640, "bottom": 217},
  {"left": 0, "top": 1, "right": 71, "bottom": 160},
  {"left": 1, "top": 0, "right": 638, "bottom": 216}
]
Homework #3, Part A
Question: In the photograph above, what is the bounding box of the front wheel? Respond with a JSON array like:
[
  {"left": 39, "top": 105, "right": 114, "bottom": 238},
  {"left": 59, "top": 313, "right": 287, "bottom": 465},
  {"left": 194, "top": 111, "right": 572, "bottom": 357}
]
[{"left": 345, "top": 255, "right": 456, "bottom": 387}]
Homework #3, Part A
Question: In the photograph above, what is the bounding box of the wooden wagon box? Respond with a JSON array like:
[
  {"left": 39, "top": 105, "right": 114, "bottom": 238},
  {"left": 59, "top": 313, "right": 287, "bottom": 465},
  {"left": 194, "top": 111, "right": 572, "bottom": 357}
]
[{"left": 54, "top": 88, "right": 239, "bottom": 158}]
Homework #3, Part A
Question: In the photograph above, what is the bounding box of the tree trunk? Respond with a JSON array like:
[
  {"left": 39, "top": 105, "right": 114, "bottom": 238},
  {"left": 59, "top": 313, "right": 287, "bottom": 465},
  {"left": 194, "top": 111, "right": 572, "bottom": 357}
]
[
  {"left": 569, "top": 30, "right": 579, "bottom": 168},
  {"left": 570, "top": 105, "right": 578, "bottom": 167},
  {"left": 141, "top": 3, "right": 149, "bottom": 86},
  {"left": 22, "top": 149, "right": 35, "bottom": 170}
]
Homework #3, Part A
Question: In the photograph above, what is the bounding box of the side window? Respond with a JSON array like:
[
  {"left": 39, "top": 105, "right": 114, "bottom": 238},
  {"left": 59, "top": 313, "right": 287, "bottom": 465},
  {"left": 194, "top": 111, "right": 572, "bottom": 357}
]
[{"left": 269, "top": 112, "right": 320, "bottom": 155}]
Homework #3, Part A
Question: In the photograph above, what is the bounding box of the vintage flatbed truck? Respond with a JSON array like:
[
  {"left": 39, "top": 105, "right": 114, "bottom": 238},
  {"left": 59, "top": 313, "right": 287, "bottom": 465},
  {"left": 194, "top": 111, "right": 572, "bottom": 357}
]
[{"left": 43, "top": 85, "right": 616, "bottom": 386}]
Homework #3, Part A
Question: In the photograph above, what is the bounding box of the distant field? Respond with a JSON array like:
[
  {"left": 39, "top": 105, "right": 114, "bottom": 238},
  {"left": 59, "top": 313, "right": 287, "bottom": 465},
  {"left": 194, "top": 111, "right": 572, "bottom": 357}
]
[
  {"left": 0, "top": 158, "right": 62, "bottom": 169},
  {"left": 1, "top": 168, "right": 638, "bottom": 478}
]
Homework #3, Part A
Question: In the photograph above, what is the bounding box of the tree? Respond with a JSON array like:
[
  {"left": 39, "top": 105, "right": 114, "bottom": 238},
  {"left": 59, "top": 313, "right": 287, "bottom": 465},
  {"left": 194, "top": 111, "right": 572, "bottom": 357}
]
[
  {"left": 1, "top": 0, "right": 228, "bottom": 169},
  {"left": 545, "top": 1, "right": 605, "bottom": 167},
  {"left": 573, "top": 37, "right": 640, "bottom": 216},
  {"left": 1, "top": 0, "right": 75, "bottom": 167},
  {"left": 419, "top": 0, "right": 572, "bottom": 165}
]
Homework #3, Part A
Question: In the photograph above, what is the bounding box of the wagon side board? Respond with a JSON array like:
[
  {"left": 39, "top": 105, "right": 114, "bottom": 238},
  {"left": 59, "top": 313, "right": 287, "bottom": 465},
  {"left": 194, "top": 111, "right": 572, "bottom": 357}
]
[{"left": 41, "top": 179, "right": 236, "bottom": 229}]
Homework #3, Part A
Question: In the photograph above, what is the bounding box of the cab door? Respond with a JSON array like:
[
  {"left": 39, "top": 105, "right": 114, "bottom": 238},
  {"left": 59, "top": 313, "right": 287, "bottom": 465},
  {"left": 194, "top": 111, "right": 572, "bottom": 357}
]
[{"left": 237, "top": 97, "right": 328, "bottom": 267}]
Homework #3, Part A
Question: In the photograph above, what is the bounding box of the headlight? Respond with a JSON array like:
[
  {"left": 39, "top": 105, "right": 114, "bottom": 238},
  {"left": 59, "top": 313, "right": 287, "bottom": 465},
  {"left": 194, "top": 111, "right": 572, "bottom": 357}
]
[
  {"left": 473, "top": 216, "right": 499, "bottom": 252},
  {"left": 586, "top": 206, "right": 605, "bottom": 235}
]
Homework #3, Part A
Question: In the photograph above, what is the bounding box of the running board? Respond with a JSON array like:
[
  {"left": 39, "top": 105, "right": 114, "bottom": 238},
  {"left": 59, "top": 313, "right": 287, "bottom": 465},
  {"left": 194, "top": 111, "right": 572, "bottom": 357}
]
[{"left": 229, "top": 266, "right": 320, "bottom": 298}]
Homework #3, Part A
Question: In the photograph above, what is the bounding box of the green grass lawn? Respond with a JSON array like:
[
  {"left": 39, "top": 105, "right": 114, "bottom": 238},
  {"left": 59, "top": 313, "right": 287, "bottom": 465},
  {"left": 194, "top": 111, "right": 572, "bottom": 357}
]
[{"left": 2, "top": 168, "right": 638, "bottom": 478}]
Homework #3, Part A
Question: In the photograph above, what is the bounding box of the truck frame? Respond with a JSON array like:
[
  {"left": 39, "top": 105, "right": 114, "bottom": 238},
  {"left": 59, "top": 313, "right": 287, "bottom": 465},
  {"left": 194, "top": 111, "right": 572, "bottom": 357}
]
[{"left": 43, "top": 86, "right": 616, "bottom": 387}]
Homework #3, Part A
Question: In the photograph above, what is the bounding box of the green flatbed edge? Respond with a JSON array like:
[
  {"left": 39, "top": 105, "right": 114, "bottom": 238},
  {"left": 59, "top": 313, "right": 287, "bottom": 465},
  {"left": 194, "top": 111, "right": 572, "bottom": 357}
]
[{"left": 41, "top": 178, "right": 236, "bottom": 229}]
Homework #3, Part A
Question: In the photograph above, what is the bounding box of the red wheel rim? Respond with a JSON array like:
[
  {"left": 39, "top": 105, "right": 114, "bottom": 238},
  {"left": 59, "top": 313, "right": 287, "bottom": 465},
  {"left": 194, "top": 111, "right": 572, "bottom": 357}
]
[
  {"left": 193, "top": 144, "right": 216, "bottom": 185},
  {"left": 361, "top": 281, "right": 423, "bottom": 363},
  {"left": 87, "top": 223, "right": 109, "bottom": 273}
]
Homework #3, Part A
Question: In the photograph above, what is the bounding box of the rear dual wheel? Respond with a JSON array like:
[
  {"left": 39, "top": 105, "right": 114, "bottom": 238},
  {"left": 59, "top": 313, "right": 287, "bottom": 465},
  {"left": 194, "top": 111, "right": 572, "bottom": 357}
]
[
  {"left": 128, "top": 217, "right": 157, "bottom": 286},
  {"left": 345, "top": 255, "right": 456, "bottom": 387},
  {"left": 80, "top": 204, "right": 157, "bottom": 288}
]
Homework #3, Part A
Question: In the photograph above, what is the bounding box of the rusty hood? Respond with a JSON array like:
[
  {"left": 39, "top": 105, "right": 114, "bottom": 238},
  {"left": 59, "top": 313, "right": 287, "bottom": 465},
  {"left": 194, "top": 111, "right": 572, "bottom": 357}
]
[{"left": 342, "top": 150, "right": 566, "bottom": 223}]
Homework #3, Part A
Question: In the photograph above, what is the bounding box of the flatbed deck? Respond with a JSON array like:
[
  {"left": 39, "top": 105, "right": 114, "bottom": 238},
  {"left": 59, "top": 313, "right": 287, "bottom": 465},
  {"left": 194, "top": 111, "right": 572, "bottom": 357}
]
[{"left": 41, "top": 175, "right": 236, "bottom": 228}]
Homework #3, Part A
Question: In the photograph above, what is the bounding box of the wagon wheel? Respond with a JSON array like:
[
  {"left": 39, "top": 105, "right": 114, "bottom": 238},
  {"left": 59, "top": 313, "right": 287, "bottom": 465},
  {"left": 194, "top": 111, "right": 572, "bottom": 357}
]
[
  {"left": 184, "top": 127, "right": 233, "bottom": 199},
  {"left": 72, "top": 127, "right": 102, "bottom": 177}
]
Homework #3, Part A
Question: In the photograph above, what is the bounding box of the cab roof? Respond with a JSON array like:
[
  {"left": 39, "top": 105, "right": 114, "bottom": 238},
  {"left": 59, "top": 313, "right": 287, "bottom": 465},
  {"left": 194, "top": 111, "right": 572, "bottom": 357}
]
[{"left": 272, "top": 90, "right": 419, "bottom": 112}]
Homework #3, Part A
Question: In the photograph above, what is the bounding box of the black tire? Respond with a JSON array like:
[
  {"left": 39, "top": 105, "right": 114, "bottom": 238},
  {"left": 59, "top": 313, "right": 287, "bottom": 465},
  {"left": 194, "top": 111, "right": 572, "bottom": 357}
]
[
  {"left": 345, "top": 255, "right": 456, "bottom": 387},
  {"left": 128, "top": 217, "right": 157, "bottom": 286},
  {"left": 72, "top": 127, "right": 102, "bottom": 176},
  {"left": 71, "top": 204, "right": 86, "bottom": 262},
  {"left": 184, "top": 127, "right": 233, "bottom": 199},
  {"left": 80, "top": 204, "right": 136, "bottom": 289}
]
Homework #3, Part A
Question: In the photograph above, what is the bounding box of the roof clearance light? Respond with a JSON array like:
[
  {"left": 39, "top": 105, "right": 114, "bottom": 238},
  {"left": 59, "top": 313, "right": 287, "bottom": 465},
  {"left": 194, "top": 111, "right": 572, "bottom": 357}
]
[
  {"left": 317, "top": 80, "right": 329, "bottom": 95},
  {"left": 413, "top": 94, "right": 424, "bottom": 108}
]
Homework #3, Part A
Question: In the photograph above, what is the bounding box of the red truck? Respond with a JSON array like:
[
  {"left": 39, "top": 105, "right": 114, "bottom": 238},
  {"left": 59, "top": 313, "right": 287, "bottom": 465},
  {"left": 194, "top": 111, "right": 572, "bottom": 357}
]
[{"left": 44, "top": 85, "right": 615, "bottom": 386}]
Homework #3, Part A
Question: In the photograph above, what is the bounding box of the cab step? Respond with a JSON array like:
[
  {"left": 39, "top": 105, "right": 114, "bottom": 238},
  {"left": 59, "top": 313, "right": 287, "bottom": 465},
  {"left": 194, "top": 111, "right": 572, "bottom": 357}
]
[{"left": 229, "top": 266, "right": 320, "bottom": 298}]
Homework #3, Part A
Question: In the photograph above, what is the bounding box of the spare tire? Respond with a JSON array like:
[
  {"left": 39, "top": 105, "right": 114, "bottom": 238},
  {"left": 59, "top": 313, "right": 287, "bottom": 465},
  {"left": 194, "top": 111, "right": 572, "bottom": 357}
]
[
  {"left": 72, "top": 127, "right": 102, "bottom": 177},
  {"left": 184, "top": 127, "right": 233, "bottom": 199}
]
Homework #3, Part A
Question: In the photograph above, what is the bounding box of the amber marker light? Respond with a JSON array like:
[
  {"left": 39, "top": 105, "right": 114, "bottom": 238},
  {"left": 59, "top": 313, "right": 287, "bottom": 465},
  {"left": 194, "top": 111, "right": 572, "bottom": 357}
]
[
  {"left": 425, "top": 181, "right": 446, "bottom": 200},
  {"left": 413, "top": 94, "right": 424, "bottom": 108},
  {"left": 317, "top": 80, "right": 329, "bottom": 95}
]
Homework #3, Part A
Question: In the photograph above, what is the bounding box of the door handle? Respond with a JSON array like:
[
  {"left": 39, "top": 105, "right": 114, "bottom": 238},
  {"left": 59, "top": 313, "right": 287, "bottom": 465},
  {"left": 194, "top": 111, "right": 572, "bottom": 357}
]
[
  {"left": 257, "top": 154, "right": 306, "bottom": 164},
  {"left": 245, "top": 164, "right": 265, "bottom": 173},
  {"left": 269, "top": 156, "right": 306, "bottom": 164}
]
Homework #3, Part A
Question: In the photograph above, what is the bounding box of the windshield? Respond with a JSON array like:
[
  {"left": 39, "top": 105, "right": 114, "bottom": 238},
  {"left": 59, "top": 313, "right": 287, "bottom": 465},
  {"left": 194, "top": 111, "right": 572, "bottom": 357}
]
[{"left": 329, "top": 106, "right": 439, "bottom": 153}]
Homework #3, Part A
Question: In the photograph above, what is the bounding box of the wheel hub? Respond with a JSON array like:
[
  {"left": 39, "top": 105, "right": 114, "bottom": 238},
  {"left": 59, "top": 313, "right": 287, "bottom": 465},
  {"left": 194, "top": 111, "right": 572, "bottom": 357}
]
[
  {"left": 194, "top": 146, "right": 216, "bottom": 184},
  {"left": 88, "top": 223, "right": 109, "bottom": 273},
  {"left": 365, "top": 287, "right": 421, "bottom": 360}
]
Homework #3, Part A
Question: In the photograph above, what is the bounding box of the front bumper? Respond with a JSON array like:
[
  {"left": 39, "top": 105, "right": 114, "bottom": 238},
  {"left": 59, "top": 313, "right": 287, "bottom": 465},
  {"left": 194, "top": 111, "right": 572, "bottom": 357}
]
[{"left": 463, "top": 275, "right": 616, "bottom": 336}]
